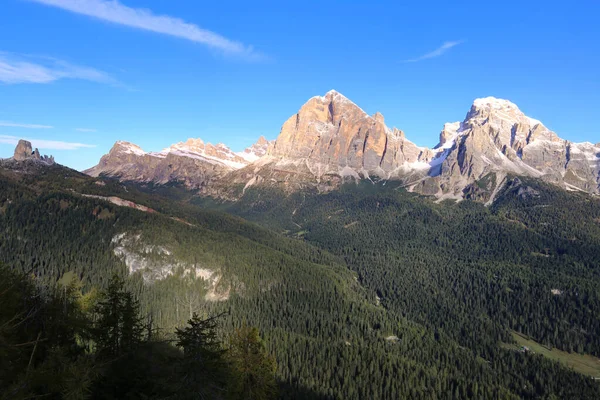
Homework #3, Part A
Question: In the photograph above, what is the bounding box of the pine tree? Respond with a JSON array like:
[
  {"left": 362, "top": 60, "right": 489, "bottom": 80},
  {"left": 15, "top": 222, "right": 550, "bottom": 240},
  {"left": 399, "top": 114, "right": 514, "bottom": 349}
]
[
  {"left": 175, "top": 312, "right": 229, "bottom": 399},
  {"left": 91, "top": 274, "right": 144, "bottom": 357},
  {"left": 227, "top": 325, "right": 278, "bottom": 400}
]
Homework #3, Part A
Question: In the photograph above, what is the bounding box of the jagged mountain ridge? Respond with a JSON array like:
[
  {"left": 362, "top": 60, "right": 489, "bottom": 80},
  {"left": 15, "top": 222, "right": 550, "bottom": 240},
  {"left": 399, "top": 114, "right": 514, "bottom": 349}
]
[
  {"left": 420, "top": 97, "right": 600, "bottom": 199},
  {"left": 86, "top": 90, "right": 600, "bottom": 199},
  {"left": 84, "top": 136, "right": 271, "bottom": 188},
  {"left": 10, "top": 139, "right": 54, "bottom": 164}
]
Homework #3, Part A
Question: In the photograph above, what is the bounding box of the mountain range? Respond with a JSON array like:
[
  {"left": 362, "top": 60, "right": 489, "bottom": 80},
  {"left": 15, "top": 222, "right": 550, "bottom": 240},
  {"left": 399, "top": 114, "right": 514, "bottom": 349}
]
[{"left": 82, "top": 90, "right": 599, "bottom": 202}]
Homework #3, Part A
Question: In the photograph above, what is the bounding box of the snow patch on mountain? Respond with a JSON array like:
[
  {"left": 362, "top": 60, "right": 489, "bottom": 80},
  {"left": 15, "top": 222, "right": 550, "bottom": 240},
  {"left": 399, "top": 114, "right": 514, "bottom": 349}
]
[{"left": 115, "top": 141, "right": 146, "bottom": 156}]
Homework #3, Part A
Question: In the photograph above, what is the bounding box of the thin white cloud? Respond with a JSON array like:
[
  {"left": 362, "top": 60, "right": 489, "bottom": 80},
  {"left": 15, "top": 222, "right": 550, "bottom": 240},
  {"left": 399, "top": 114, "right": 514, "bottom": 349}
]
[
  {"left": 0, "top": 135, "right": 95, "bottom": 150},
  {"left": 0, "top": 121, "right": 54, "bottom": 129},
  {"left": 30, "top": 0, "right": 263, "bottom": 60},
  {"left": 0, "top": 53, "right": 119, "bottom": 85},
  {"left": 403, "top": 41, "right": 464, "bottom": 63},
  {"left": 75, "top": 128, "right": 97, "bottom": 132}
]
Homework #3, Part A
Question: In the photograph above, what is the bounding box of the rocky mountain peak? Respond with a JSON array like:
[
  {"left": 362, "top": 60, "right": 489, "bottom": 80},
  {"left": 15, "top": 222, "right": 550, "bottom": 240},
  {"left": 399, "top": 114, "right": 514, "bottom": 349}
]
[
  {"left": 438, "top": 122, "right": 461, "bottom": 149},
  {"left": 323, "top": 89, "right": 349, "bottom": 101},
  {"left": 255, "top": 136, "right": 268, "bottom": 146},
  {"left": 12, "top": 139, "right": 54, "bottom": 164},
  {"left": 14, "top": 139, "right": 33, "bottom": 161},
  {"left": 111, "top": 141, "right": 146, "bottom": 156},
  {"left": 428, "top": 96, "right": 599, "bottom": 199},
  {"left": 299, "top": 90, "right": 370, "bottom": 124},
  {"left": 163, "top": 138, "right": 248, "bottom": 169},
  {"left": 454, "top": 96, "right": 562, "bottom": 163},
  {"left": 167, "top": 138, "right": 204, "bottom": 153},
  {"left": 265, "top": 90, "right": 429, "bottom": 178},
  {"left": 391, "top": 127, "right": 405, "bottom": 139},
  {"left": 240, "top": 136, "right": 271, "bottom": 162},
  {"left": 467, "top": 97, "right": 539, "bottom": 128}
]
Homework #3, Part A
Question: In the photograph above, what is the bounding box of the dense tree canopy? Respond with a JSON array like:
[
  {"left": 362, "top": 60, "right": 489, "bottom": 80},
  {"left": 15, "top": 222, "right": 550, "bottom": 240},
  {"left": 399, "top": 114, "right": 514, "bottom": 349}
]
[{"left": 2, "top": 165, "right": 600, "bottom": 399}]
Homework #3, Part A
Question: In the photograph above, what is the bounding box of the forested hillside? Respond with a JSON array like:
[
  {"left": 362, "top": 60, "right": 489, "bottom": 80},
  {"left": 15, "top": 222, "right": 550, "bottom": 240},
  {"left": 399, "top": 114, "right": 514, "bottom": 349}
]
[
  {"left": 2, "top": 162, "right": 600, "bottom": 399},
  {"left": 198, "top": 177, "right": 600, "bottom": 396},
  {"left": 208, "top": 178, "right": 600, "bottom": 355}
]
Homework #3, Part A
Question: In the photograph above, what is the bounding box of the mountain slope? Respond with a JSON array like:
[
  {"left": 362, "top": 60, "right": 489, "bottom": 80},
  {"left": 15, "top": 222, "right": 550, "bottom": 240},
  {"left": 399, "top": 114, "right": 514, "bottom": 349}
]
[
  {"left": 197, "top": 178, "right": 600, "bottom": 359},
  {"left": 420, "top": 98, "right": 600, "bottom": 198}
]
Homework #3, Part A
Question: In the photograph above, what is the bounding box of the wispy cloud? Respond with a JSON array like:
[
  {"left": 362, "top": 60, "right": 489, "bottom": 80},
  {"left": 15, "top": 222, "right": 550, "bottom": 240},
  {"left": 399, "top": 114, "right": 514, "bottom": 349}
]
[
  {"left": 75, "top": 128, "right": 97, "bottom": 132},
  {"left": 30, "top": 0, "right": 264, "bottom": 60},
  {"left": 0, "top": 135, "right": 95, "bottom": 150},
  {"left": 402, "top": 41, "right": 464, "bottom": 63},
  {"left": 0, "top": 52, "right": 120, "bottom": 85},
  {"left": 0, "top": 121, "right": 53, "bottom": 129}
]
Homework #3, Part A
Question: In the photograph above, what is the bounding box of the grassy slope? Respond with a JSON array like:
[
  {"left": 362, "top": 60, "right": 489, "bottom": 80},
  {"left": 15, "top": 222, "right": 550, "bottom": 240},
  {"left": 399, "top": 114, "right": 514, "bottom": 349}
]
[{"left": 505, "top": 331, "right": 600, "bottom": 378}]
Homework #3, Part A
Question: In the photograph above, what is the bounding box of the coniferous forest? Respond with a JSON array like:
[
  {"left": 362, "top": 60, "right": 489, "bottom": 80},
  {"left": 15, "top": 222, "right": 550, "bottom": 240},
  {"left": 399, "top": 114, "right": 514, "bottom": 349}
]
[{"left": 2, "top": 163, "right": 600, "bottom": 399}]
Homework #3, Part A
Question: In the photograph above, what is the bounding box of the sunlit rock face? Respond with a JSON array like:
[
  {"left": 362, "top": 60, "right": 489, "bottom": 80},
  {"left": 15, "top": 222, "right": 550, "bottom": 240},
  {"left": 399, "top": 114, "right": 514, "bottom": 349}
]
[
  {"left": 85, "top": 137, "right": 271, "bottom": 189},
  {"left": 85, "top": 91, "right": 600, "bottom": 200},
  {"left": 268, "top": 90, "right": 432, "bottom": 176},
  {"left": 12, "top": 140, "right": 54, "bottom": 164},
  {"left": 435, "top": 97, "right": 600, "bottom": 197}
]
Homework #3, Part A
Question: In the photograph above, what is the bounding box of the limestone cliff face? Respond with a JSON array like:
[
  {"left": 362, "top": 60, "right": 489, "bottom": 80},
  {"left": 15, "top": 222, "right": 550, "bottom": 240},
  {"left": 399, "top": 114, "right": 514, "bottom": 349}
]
[
  {"left": 13, "top": 140, "right": 33, "bottom": 161},
  {"left": 268, "top": 90, "right": 431, "bottom": 175}
]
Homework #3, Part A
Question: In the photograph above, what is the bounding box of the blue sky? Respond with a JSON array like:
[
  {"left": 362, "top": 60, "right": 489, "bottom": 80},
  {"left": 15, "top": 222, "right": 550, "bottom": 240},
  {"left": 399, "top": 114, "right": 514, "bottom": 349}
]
[{"left": 1, "top": 0, "right": 599, "bottom": 170}]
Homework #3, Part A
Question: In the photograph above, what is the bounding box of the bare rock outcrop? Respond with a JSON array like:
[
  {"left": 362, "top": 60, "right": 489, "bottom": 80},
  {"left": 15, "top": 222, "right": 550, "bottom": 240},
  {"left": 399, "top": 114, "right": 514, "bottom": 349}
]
[
  {"left": 12, "top": 140, "right": 54, "bottom": 164},
  {"left": 435, "top": 97, "right": 600, "bottom": 197},
  {"left": 268, "top": 90, "right": 431, "bottom": 176},
  {"left": 13, "top": 139, "right": 34, "bottom": 161},
  {"left": 85, "top": 137, "right": 272, "bottom": 189}
]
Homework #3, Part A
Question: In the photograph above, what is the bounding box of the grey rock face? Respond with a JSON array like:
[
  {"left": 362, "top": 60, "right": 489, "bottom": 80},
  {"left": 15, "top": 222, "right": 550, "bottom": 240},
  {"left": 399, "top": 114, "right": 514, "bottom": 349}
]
[
  {"left": 85, "top": 141, "right": 225, "bottom": 188},
  {"left": 14, "top": 140, "right": 34, "bottom": 161},
  {"left": 433, "top": 97, "right": 600, "bottom": 197},
  {"left": 85, "top": 137, "right": 272, "bottom": 189},
  {"left": 12, "top": 140, "right": 55, "bottom": 165},
  {"left": 238, "top": 93, "right": 599, "bottom": 199},
  {"left": 241, "top": 136, "right": 270, "bottom": 160}
]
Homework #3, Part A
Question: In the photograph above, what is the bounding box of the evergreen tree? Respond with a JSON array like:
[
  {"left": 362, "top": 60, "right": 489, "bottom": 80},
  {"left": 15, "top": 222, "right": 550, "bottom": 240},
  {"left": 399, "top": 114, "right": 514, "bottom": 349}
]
[
  {"left": 91, "top": 274, "right": 144, "bottom": 357},
  {"left": 175, "top": 313, "right": 229, "bottom": 399},
  {"left": 227, "top": 325, "right": 278, "bottom": 400}
]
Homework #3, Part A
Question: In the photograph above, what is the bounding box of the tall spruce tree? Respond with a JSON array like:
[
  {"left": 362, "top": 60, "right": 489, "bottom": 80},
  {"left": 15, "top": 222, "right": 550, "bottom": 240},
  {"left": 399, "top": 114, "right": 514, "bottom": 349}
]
[
  {"left": 227, "top": 325, "right": 278, "bottom": 400},
  {"left": 91, "top": 274, "right": 144, "bottom": 357},
  {"left": 175, "top": 313, "right": 229, "bottom": 399}
]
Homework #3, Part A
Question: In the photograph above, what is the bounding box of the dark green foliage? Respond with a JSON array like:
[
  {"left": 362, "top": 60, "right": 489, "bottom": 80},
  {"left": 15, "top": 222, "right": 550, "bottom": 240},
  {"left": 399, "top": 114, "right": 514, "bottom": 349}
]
[
  {"left": 174, "top": 313, "right": 230, "bottom": 399},
  {"left": 91, "top": 274, "right": 145, "bottom": 357},
  {"left": 3, "top": 164, "right": 600, "bottom": 399},
  {"left": 227, "top": 325, "right": 278, "bottom": 400},
  {"left": 204, "top": 180, "right": 600, "bottom": 398},
  {"left": 0, "top": 265, "right": 271, "bottom": 400},
  {"left": 90, "top": 341, "right": 181, "bottom": 400},
  {"left": 0, "top": 265, "right": 96, "bottom": 400},
  {"left": 220, "top": 180, "right": 600, "bottom": 355}
]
